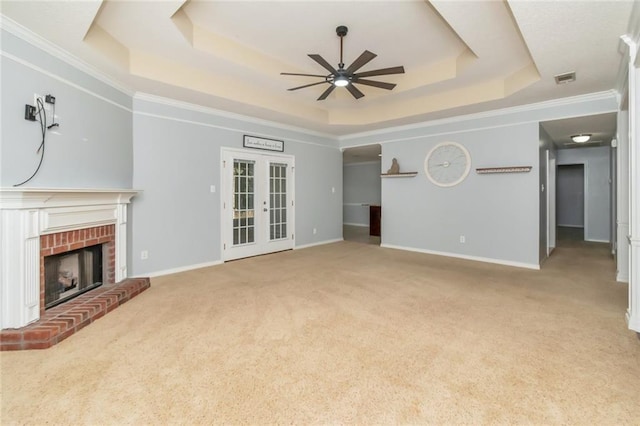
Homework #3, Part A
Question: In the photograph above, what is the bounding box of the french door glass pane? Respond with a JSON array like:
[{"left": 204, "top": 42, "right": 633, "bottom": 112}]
[
  {"left": 233, "top": 160, "right": 255, "bottom": 246},
  {"left": 269, "top": 163, "right": 287, "bottom": 241}
]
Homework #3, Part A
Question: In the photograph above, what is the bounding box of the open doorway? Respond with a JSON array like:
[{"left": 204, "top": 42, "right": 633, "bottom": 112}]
[
  {"left": 557, "top": 164, "right": 585, "bottom": 242},
  {"left": 342, "top": 145, "right": 381, "bottom": 245}
]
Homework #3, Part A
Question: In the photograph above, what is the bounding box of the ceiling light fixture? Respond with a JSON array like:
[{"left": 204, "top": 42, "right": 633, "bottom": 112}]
[
  {"left": 333, "top": 75, "right": 349, "bottom": 87},
  {"left": 571, "top": 134, "right": 591, "bottom": 143}
]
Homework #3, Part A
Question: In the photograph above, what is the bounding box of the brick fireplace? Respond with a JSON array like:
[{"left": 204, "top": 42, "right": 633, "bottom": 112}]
[{"left": 0, "top": 188, "right": 148, "bottom": 350}]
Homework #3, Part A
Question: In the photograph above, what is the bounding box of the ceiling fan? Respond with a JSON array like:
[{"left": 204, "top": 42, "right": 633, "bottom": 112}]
[{"left": 281, "top": 26, "right": 405, "bottom": 101}]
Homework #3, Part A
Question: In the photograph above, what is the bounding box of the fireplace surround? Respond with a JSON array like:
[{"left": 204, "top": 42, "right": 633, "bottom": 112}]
[
  {"left": 42, "top": 226, "right": 112, "bottom": 309},
  {"left": 0, "top": 188, "right": 138, "bottom": 330}
]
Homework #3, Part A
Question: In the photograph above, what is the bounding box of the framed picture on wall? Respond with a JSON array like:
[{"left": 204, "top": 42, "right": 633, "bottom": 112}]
[{"left": 243, "top": 135, "right": 284, "bottom": 152}]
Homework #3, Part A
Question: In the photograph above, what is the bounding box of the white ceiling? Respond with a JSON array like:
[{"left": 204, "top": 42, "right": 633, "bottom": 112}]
[
  {"left": 541, "top": 112, "right": 618, "bottom": 150},
  {"left": 0, "top": 1, "right": 634, "bottom": 138}
]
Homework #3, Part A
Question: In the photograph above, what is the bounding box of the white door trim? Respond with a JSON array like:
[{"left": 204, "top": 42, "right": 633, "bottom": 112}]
[{"left": 220, "top": 147, "right": 295, "bottom": 261}]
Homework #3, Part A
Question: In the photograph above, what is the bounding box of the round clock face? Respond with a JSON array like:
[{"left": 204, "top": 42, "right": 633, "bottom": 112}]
[{"left": 424, "top": 142, "right": 471, "bottom": 187}]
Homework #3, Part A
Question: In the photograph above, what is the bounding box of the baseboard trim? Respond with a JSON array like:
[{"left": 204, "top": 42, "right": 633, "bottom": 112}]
[
  {"left": 295, "top": 238, "right": 343, "bottom": 250},
  {"left": 380, "top": 244, "right": 540, "bottom": 270},
  {"left": 626, "top": 311, "right": 640, "bottom": 333},
  {"left": 139, "top": 260, "right": 223, "bottom": 278},
  {"left": 585, "top": 238, "right": 610, "bottom": 243},
  {"left": 343, "top": 222, "right": 368, "bottom": 227},
  {"left": 616, "top": 272, "right": 629, "bottom": 283}
]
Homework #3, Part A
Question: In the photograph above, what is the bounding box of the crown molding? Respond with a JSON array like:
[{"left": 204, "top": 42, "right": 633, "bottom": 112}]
[
  {"left": 339, "top": 90, "right": 619, "bottom": 142},
  {"left": 1, "top": 50, "right": 132, "bottom": 112},
  {"left": 615, "top": 40, "right": 630, "bottom": 101},
  {"left": 133, "top": 92, "right": 337, "bottom": 141},
  {"left": 0, "top": 14, "right": 134, "bottom": 97}
]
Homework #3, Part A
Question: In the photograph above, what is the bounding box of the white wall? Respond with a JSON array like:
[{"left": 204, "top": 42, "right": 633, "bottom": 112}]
[
  {"left": 130, "top": 96, "right": 343, "bottom": 276},
  {"left": 0, "top": 29, "right": 133, "bottom": 188},
  {"left": 557, "top": 146, "right": 611, "bottom": 242},
  {"left": 343, "top": 161, "right": 381, "bottom": 226}
]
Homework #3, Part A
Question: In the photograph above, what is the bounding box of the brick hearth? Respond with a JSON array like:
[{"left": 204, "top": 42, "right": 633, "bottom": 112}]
[{"left": 0, "top": 277, "right": 150, "bottom": 351}]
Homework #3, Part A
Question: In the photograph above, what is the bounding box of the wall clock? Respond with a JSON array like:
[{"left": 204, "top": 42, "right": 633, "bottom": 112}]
[{"left": 424, "top": 142, "right": 471, "bottom": 187}]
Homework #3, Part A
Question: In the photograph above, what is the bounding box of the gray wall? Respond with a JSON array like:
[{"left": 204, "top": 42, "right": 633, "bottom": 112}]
[
  {"left": 339, "top": 93, "right": 617, "bottom": 267},
  {"left": 0, "top": 30, "right": 133, "bottom": 188},
  {"left": 0, "top": 26, "right": 342, "bottom": 277},
  {"left": 557, "top": 146, "right": 611, "bottom": 242},
  {"left": 3, "top": 23, "right": 620, "bottom": 273},
  {"left": 130, "top": 98, "right": 342, "bottom": 275},
  {"left": 557, "top": 165, "right": 585, "bottom": 227},
  {"left": 343, "top": 161, "right": 381, "bottom": 226},
  {"left": 379, "top": 122, "right": 540, "bottom": 267}
]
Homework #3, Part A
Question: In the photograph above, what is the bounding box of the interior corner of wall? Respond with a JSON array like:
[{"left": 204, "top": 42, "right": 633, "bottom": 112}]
[
  {"left": 83, "top": 23, "right": 130, "bottom": 70},
  {"left": 456, "top": 49, "right": 478, "bottom": 73},
  {"left": 171, "top": 8, "right": 194, "bottom": 46},
  {"left": 504, "top": 63, "right": 540, "bottom": 97}
]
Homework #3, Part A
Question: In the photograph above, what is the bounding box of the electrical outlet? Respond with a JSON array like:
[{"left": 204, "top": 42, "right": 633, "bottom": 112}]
[
  {"left": 210, "top": 185, "right": 216, "bottom": 193},
  {"left": 140, "top": 250, "right": 149, "bottom": 260},
  {"left": 24, "top": 105, "right": 37, "bottom": 121},
  {"left": 459, "top": 235, "right": 466, "bottom": 243},
  {"left": 45, "top": 94, "right": 56, "bottom": 105},
  {"left": 313, "top": 228, "right": 317, "bottom": 235}
]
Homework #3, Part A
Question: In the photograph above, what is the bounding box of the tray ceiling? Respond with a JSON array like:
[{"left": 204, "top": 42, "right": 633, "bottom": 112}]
[{"left": 0, "top": 1, "right": 634, "bottom": 136}]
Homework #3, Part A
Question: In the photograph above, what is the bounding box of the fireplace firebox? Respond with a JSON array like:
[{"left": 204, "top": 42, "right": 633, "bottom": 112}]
[{"left": 44, "top": 244, "right": 104, "bottom": 309}]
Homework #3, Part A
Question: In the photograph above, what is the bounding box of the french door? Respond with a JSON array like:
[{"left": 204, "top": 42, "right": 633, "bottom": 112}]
[{"left": 222, "top": 149, "right": 295, "bottom": 261}]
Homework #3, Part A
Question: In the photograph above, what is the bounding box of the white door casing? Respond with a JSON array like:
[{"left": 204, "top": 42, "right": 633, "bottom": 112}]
[{"left": 548, "top": 152, "right": 556, "bottom": 255}]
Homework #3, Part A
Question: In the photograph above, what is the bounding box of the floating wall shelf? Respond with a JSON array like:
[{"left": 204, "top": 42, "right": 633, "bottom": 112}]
[{"left": 380, "top": 172, "right": 418, "bottom": 178}]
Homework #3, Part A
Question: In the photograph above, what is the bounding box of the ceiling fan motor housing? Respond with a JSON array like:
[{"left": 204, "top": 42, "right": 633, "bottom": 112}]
[{"left": 336, "top": 26, "right": 348, "bottom": 37}]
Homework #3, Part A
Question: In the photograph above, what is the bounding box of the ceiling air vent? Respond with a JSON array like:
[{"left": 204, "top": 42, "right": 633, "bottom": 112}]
[{"left": 554, "top": 72, "right": 576, "bottom": 84}]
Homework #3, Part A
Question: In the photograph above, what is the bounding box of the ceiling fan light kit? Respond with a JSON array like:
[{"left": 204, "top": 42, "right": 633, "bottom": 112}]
[
  {"left": 333, "top": 75, "right": 349, "bottom": 87},
  {"left": 281, "top": 25, "right": 405, "bottom": 100}
]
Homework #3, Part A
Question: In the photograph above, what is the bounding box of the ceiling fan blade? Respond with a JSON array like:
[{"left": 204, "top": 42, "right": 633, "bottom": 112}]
[
  {"left": 317, "top": 85, "right": 336, "bottom": 101},
  {"left": 346, "top": 50, "right": 377, "bottom": 74},
  {"left": 281, "top": 72, "right": 329, "bottom": 78},
  {"left": 309, "top": 54, "right": 338, "bottom": 74},
  {"left": 352, "top": 79, "right": 396, "bottom": 90},
  {"left": 288, "top": 81, "right": 329, "bottom": 91},
  {"left": 355, "top": 66, "right": 405, "bottom": 78},
  {"left": 345, "top": 84, "right": 365, "bottom": 99}
]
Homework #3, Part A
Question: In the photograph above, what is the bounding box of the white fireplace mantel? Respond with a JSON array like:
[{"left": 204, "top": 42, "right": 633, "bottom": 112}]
[{"left": 0, "top": 188, "right": 138, "bottom": 329}]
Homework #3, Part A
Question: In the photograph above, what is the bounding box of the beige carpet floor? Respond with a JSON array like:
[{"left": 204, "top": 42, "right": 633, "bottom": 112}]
[{"left": 1, "top": 240, "right": 639, "bottom": 424}]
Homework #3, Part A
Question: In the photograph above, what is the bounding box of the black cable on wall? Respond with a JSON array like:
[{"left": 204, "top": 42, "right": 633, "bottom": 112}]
[{"left": 14, "top": 96, "right": 56, "bottom": 187}]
